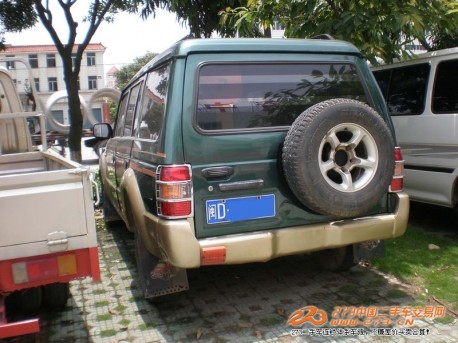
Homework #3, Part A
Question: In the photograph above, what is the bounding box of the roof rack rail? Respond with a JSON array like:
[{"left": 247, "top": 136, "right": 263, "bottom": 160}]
[
  {"left": 311, "top": 34, "right": 335, "bottom": 40},
  {"left": 178, "top": 34, "right": 195, "bottom": 42}
]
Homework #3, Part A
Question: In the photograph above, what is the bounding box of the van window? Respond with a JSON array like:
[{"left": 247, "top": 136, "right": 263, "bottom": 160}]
[
  {"left": 433, "top": 59, "right": 458, "bottom": 113},
  {"left": 373, "top": 63, "right": 430, "bottom": 116},
  {"left": 135, "top": 64, "right": 169, "bottom": 140},
  {"left": 196, "top": 63, "right": 367, "bottom": 131}
]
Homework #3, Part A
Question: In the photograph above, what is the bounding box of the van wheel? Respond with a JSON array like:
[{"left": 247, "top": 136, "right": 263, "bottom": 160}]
[
  {"left": 282, "top": 98, "right": 395, "bottom": 217},
  {"left": 43, "top": 283, "right": 70, "bottom": 308},
  {"left": 314, "top": 246, "right": 357, "bottom": 272}
]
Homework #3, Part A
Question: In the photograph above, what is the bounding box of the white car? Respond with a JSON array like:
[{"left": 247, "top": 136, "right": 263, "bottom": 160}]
[{"left": 373, "top": 47, "right": 458, "bottom": 210}]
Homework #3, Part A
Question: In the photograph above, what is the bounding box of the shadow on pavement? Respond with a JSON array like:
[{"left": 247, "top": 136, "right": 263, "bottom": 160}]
[{"left": 44, "top": 221, "right": 423, "bottom": 343}]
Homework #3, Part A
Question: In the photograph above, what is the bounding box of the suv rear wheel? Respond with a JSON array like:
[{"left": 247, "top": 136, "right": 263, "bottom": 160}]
[
  {"left": 313, "top": 246, "right": 357, "bottom": 271},
  {"left": 282, "top": 98, "right": 395, "bottom": 217}
]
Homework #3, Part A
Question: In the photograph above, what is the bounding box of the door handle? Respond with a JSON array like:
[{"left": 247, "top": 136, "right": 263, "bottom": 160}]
[
  {"left": 201, "top": 166, "right": 234, "bottom": 180},
  {"left": 219, "top": 179, "right": 264, "bottom": 192}
]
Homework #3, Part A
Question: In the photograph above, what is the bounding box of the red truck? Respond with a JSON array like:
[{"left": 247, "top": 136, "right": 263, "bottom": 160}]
[{"left": 0, "top": 61, "right": 100, "bottom": 339}]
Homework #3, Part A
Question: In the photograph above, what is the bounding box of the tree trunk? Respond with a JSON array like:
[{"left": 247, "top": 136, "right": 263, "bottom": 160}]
[
  {"left": 264, "top": 26, "right": 272, "bottom": 38},
  {"left": 31, "top": 0, "right": 116, "bottom": 162},
  {"left": 64, "top": 69, "right": 83, "bottom": 163},
  {"left": 68, "top": 91, "right": 83, "bottom": 163}
]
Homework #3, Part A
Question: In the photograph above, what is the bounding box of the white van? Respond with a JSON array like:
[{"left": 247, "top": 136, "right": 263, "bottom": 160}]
[{"left": 372, "top": 47, "right": 458, "bottom": 209}]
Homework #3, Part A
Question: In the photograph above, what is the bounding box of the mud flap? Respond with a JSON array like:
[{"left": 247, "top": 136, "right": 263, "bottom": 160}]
[
  {"left": 134, "top": 233, "right": 189, "bottom": 299},
  {"left": 353, "top": 240, "right": 385, "bottom": 262},
  {"left": 101, "top": 188, "right": 121, "bottom": 222}
]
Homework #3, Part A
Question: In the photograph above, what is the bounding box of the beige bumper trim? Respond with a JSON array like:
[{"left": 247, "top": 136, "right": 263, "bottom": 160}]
[{"left": 144, "top": 193, "right": 409, "bottom": 268}]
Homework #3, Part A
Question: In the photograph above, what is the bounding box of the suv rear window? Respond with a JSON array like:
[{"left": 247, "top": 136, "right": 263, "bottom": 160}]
[{"left": 196, "top": 63, "right": 367, "bottom": 131}]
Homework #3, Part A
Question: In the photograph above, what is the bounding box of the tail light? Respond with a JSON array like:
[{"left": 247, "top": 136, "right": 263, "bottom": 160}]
[
  {"left": 156, "top": 165, "right": 193, "bottom": 218},
  {"left": 389, "top": 147, "right": 404, "bottom": 192},
  {"left": 12, "top": 254, "right": 77, "bottom": 284}
]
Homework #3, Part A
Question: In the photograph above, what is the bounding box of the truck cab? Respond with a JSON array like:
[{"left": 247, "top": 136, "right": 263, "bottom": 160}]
[{"left": 0, "top": 60, "right": 100, "bottom": 340}]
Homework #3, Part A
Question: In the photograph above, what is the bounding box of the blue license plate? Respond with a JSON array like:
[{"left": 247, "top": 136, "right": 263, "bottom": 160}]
[{"left": 206, "top": 194, "right": 276, "bottom": 224}]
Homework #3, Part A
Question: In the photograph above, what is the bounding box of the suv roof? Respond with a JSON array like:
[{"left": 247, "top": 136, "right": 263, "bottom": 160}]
[
  {"left": 132, "top": 38, "right": 362, "bottom": 84},
  {"left": 172, "top": 38, "right": 361, "bottom": 54}
]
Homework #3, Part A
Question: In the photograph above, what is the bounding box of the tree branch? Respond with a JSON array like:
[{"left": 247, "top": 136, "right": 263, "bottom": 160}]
[
  {"left": 418, "top": 37, "right": 432, "bottom": 51},
  {"left": 34, "top": 1, "right": 64, "bottom": 53},
  {"left": 58, "top": 0, "right": 78, "bottom": 48},
  {"left": 73, "top": 0, "right": 113, "bottom": 74},
  {"left": 80, "top": 0, "right": 113, "bottom": 49}
]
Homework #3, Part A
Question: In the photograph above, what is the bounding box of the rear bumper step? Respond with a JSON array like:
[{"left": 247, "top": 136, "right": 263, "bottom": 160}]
[
  {"left": 142, "top": 193, "right": 409, "bottom": 268},
  {"left": 0, "top": 294, "right": 40, "bottom": 339}
]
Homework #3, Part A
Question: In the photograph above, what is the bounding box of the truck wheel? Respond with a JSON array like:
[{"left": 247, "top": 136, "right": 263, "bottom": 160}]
[
  {"left": 9, "top": 334, "right": 37, "bottom": 343},
  {"left": 282, "top": 98, "right": 395, "bottom": 217},
  {"left": 17, "top": 287, "right": 42, "bottom": 315},
  {"left": 313, "top": 246, "right": 357, "bottom": 271},
  {"left": 42, "top": 282, "right": 70, "bottom": 308}
]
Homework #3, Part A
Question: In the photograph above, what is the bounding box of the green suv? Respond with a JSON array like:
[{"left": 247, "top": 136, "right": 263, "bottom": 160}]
[{"left": 94, "top": 38, "right": 409, "bottom": 300}]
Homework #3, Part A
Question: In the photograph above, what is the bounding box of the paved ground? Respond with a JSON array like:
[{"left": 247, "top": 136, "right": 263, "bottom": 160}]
[{"left": 8, "top": 211, "right": 458, "bottom": 343}]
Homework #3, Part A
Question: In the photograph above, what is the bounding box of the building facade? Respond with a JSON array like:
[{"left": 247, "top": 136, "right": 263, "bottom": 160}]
[
  {"left": 0, "top": 43, "right": 107, "bottom": 130},
  {"left": 106, "top": 66, "right": 119, "bottom": 89}
]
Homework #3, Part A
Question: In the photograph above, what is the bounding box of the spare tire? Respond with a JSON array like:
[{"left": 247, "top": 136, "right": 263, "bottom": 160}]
[{"left": 282, "top": 98, "right": 394, "bottom": 218}]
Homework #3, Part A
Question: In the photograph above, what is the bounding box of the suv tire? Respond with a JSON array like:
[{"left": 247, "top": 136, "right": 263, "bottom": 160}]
[
  {"left": 282, "top": 98, "right": 394, "bottom": 217},
  {"left": 313, "top": 246, "right": 357, "bottom": 271}
]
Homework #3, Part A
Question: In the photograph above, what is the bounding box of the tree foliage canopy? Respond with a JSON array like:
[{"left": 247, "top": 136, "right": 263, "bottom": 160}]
[
  {"left": 219, "top": 0, "right": 458, "bottom": 65},
  {"left": 156, "top": 0, "right": 241, "bottom": 38},
  {"left": 116, "top": 51, "right": 157, "bottom": 89},
  {"left": 0, "top": 0, "right": 36, "bottom": 32},
  {"left": 1, "top": 0, "right": 457, "bottom": 160}
]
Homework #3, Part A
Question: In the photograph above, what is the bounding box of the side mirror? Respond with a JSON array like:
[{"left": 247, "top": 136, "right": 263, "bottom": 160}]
[{"left": 93, "top": 123, "right": 113, "bottom": 139}]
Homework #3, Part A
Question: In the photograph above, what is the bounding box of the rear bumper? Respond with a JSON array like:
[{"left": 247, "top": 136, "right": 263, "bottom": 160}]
[
  {"left": 143, "top": 193, "right": 409, "bottom": 268},
  {"left": 0, "top": 294, "right": 39, "bottom": 339},
  {"left": 0, "top": 318, "right": 39, "bottom": 340}
]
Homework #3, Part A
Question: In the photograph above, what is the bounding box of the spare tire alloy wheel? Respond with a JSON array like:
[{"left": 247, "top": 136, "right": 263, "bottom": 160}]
[{"left": 282, "top": 98, "right": 395, "bottom": 218}]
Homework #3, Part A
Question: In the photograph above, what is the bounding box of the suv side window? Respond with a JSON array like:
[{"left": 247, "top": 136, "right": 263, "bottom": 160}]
[
  {"left": 196, "top": 63, "right": 367, "bottom": 131},
  {"left": 373, "top": 63, "right": 430, "bottom": 116},
  {"left": 433, "top": 59, "right": 458, "bottom": 113},
  {"left": 134, "top": 64, "right": 170, "bottom": 140},
  {"left": 123, "top": 82, "right": 142, "bottom": 137},
  {"left": 114, "top": 93, "right": 129, "bottom": 136}
]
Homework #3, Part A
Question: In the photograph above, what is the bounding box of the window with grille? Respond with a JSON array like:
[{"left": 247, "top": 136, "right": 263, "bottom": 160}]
[
  {"left": 88, "top": 76, "right": 97, "bottom": 90},
  {"left": 47, "top": 54, "right": 56, "bottom": 68},
  {"left": 29, "top": 54, "right": 39, "bottom": 68},
  {"left": 87, "top": 52, "right": 96, "bottom": 66},
  {"left": 48, "top": 77, "right": 58, "bottom": 91}
]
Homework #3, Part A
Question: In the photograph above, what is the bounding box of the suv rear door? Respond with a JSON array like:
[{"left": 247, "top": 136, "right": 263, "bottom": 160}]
[{"left": 182, "top": 54, "right": 371, "bottom": 239}]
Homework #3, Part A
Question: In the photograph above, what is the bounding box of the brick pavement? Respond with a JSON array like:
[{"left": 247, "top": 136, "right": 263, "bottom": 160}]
[{"left": 27, "top": 223, "right": 458, "bottom": 343}]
